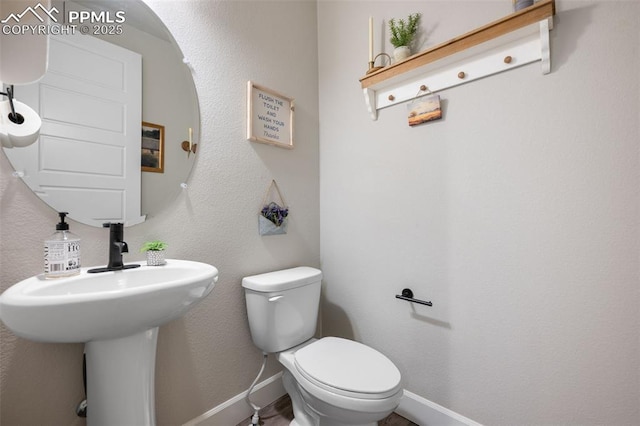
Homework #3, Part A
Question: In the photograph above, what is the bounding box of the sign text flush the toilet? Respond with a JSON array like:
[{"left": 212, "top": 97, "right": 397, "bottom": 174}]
[{"left": 247, "top": 81, "right": 294, "bottom": 149}]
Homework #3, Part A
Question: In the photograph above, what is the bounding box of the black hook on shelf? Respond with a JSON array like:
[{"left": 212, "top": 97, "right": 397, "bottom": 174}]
[{"left": 395, "top": 288, "right": 432, "bottom": 306}]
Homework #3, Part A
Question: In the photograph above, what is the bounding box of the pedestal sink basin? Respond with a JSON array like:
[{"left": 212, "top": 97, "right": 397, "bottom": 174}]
[{"left": 0, "top": 259, "right": 218, "bottom": 426}]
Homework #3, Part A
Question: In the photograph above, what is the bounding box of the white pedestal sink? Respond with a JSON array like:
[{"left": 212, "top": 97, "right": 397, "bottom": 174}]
[{"left": 0, "top": 259, "right": 218, "bottom": 426}]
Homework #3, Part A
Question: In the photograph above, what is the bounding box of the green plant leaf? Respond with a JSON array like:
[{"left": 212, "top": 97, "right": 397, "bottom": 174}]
[
  {"left": 140, "top": 240, "right": 167, "bottom": 252},
  {"left": 389, "top": 13, "right": 421, "bottom": 48}
]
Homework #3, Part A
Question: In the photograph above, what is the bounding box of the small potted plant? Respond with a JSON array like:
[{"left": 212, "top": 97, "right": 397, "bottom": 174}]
[
  {"left": 389, "top": 12, "right": 421, "bottom": 62},
  {"left": 140, "top": 240, "right": 167, "bottom": 266}
]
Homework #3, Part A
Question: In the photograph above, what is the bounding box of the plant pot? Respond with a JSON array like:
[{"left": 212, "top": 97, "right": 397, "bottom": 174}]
[
  {"left": 146, "top": 250, "right": 166, "bottom": 266},
  {"left": 393, "top": 46, "right": 411, "bottom": 63}
]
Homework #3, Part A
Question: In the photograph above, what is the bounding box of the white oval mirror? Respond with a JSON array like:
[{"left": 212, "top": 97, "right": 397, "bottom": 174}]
[{"left": 1, "top": 0, "right": 199, "bottom": 227}]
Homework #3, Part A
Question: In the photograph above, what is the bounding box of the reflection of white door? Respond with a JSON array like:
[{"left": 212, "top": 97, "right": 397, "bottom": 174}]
[{"left": 8, "top": 34, "right": 144, "bottom": 227}]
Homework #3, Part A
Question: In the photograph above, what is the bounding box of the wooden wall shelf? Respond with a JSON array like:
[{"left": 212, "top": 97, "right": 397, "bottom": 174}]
[{"left": 359, "top": 0, "right": 555, "bottom": 120}]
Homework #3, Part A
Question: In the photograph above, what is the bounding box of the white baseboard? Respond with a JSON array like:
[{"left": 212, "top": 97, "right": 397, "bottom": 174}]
[
  {"left": 182, "top": 375, "right": 481, "bottom": 426},
  {"left": 182, "top": 372, "right": 286, "bottom": 426},
  {"left": 396, "top": 389, "right": 483, "bottom": 426}
]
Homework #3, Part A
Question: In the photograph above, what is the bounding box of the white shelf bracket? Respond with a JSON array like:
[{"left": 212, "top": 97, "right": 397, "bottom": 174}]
[
  {"left": 363, "top": 87, "right": 378, "bottom": 120},
  {"left": 540, "top": 17, "right": 552, "bottom": 74}
]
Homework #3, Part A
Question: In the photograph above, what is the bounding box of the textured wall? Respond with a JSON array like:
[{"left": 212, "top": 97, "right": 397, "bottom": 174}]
[
  {"left": 0, "top": 1, "right": 319, "bottom": 425},
  {"left": 318, "top": 1, "right": 639, "bottom": 425}
]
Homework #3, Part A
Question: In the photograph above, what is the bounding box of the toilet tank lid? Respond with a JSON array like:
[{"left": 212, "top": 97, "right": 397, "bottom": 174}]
[{"left": 242, "top": 267, "right": 322, "bottom": 292}]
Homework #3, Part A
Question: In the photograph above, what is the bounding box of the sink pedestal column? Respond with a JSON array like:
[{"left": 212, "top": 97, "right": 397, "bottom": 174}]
[{"left": 85, "top": 327, "right": 159, "bottom": 426}]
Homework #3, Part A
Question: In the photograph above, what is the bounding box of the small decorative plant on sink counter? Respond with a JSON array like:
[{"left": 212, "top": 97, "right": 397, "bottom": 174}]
[{"left": 140, "top": 240, "right": 167, "bottom": 266}]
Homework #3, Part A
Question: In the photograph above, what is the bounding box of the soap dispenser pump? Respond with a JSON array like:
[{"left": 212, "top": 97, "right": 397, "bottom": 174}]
[{"left": 44, "top": 212, "right": 81, "bottom": 278}]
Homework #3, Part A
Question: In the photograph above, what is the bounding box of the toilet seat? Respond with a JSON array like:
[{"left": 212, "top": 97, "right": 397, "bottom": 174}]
[{"left": 293, "top": 337, "right": 402, "bottom": 400}]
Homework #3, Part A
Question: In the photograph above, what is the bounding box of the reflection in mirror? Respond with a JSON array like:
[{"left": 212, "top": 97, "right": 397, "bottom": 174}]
[{"left": 1, "top": 0, "right": 200, "bottom": 227}]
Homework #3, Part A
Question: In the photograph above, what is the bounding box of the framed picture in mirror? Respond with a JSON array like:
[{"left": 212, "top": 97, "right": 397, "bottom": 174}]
[{"left": 141, "top": 122, "right": 165, "bottom": 173}]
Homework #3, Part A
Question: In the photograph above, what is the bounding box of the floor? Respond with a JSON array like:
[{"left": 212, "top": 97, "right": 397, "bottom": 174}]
[{"left": 237, "top": 394, "right": 418, "bottom": 426}]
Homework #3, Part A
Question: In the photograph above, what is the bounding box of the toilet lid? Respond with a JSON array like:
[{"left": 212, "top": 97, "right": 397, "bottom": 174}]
[{"left": 294, "top": 337, "right": 401, "bottom": 397}]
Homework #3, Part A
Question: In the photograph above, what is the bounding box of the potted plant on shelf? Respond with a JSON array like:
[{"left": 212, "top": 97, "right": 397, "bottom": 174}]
[
  {"left": 140, "top": 240, "right": 167, "bottom": 266},
  {"left": 389, "top": 12, "right": 421, "bottom": 62}
]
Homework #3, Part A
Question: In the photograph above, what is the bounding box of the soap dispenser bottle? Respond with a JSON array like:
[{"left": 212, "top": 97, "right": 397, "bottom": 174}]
[{"left": 44, "top": 212, "right": 81, "bottom": 278}]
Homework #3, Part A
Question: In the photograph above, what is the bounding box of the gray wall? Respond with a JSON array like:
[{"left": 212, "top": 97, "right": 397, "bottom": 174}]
[
  {"left": 318, "top": 1, "right": 639, "bottom": 425},
  {"left": 0, "top": 1, "right": 319, "bottom": 425}
]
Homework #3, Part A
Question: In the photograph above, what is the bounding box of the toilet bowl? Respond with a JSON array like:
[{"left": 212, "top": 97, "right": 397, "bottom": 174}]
[
  {"left": 278, "top": 337, "right": 402, "bottom": 426},
  {"left": 242, "top": 267, "right": 403, "bottom": 426}
]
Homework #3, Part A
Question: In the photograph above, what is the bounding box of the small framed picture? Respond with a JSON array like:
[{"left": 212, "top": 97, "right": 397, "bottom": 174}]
[
  {"left": 407, "top": 94, "right": 442, "bottom": 127},
  {"left": 247, "top": 81, "right": 294, "bottom": 149},
  {"left": 141, "top": 122, "right": 164, "bottom": 173}
]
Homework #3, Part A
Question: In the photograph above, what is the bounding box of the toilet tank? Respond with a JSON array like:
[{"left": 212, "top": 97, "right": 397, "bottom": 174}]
[{"left": 242, "top": 267, "right": 322, "bottom": 353}]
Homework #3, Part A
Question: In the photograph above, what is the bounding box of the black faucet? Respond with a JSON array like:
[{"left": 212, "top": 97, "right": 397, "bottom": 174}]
[{"left": 88, "top": 223, "right": 141, "bottom": 273}]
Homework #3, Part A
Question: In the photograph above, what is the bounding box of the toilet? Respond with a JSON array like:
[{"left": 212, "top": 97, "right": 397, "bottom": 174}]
[{"left": 242, "top": 267, "right": 402, "bottom": 426}]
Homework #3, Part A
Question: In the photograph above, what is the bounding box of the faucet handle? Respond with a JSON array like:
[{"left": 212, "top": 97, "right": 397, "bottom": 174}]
[{"left": 103, "top": 222, "right": 125, "bottom": 245}]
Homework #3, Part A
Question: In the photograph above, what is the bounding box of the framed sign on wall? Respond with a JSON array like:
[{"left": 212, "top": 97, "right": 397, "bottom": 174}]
[{"left": 247, "top": 81, "right": 294, "bottom": 149}]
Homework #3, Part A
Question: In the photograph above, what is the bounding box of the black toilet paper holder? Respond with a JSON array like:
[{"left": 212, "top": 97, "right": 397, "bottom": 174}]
[{"left": 395, "top": 288, "right": 432, "bottom": 306}]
